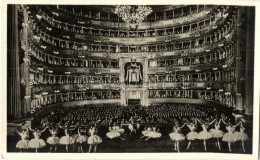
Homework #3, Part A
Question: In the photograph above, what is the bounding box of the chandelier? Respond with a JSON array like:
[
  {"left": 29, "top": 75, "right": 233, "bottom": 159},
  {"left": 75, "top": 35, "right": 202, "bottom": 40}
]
[{"left": 114, "top": 5, "right": 152, "bottom": 29}]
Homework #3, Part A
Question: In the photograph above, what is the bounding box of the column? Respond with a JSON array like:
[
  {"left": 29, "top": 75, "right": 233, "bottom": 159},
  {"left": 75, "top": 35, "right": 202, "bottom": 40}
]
[
  {"left": 21, "top": 5, "right": 31, "bottom": 114},
  {"left": 143, "top": 58, "right": 148, "bottom": 86},
  {"left": 119, "top": 58, "right": 124, "bottom": 83},
  {"left": 244, "top": 7, "right": 254, "bottom": 115},
  {"left": 235, "top": 93, "right": 244, "bottom": 121},
  {"left": 120, "top": 90, "right": 126, "bottom": 106},
  {"left": 7, "top": 5, "right": 22, "bottom": 120}
]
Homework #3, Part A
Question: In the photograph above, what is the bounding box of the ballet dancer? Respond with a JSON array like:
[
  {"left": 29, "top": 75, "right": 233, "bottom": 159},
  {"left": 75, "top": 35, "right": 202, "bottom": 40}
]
[
  {"left": 116, "top": 122, "right": 125, "bottom": 134},
  {"left": 58, "top": 123, "right": 76, "bottom": 152},
  {"left": 145, "top": 125, "right": 162, "bottom": 141},
  {"left": 221, "top": 119, "right": 240, "bottom": 152},
  {"left": 186, "top": 118, "right": 199, "bottom": 150},
  {"left": 46, "top": 126, "right": 60, "bottom": 152},
  {"left": 140, "top": 125, "right": 152, "bottom": 139},
  {"left": 87, "top": 124, "right": 103, "bottom": 153},
  {"left": 234, "top": 119, "right": 249, "bottom": 152},
  {"left": 106, "top": 122, "right": 124, "bottom": 140},
  {"left": 209, "top": 119, "right": 224, "bottom": 150},
  {"left": 115, "top": 122, "right": 127, "bottom": 139},
  {"left": 196, "top": 118, "right": 215, "bottom": 151},
  {"left": 74, "top": 127, "right": 88, "bottom": 153},
  {"left": 16, "top": 128, "right": 29, "bottom": 152},
  {"left": 169, "top": 121, "right": 186, "bottom": 152},
  {"left": 27, "top": 124, "right": 48, "bottom": 152}
]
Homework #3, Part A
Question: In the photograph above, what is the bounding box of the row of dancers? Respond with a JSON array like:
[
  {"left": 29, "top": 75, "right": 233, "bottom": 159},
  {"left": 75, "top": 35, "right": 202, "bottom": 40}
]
[
  {"left": 16, "top": 123, "right": 102, "bottom": 153},
  {"left": 16, "top": 117, "right": 248, "bottom": 153},
  {"left": 139, "top": 118, "right": 248, "bottom": 152}
]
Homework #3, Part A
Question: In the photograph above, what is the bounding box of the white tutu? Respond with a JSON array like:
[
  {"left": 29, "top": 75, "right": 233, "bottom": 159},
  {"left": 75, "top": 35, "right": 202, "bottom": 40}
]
[
  {"left": 74, "top": 135, "right": 88, "bottom": 143},
  {"left": 146, "top": 131, "right": 162, "bottom": 138},
  {"left": 222, "top": 133, "right": 236, "bottom": 142},
  {"left": 16, "top": 140, "right": 29, "bottom": 149},
  {"left": 59, "top": 136, "right": 75, "bottom": 145},
  {"left": 142, "top": 130, "right": 151, "bottom": 136},
  {"left": 234, "top": 132, "right": 249, "bottom": 141},
  {"left": 198, "top": 131, "right": 212, "bottom": 140},
  {"left": 209, "top": 129, "right": 224, "bottom": 138},
  {"left": 28, "top": 139, "right": 46, "bottom": 148},
  {"left": 88, "top": 135, "right": 102, "bottom": 145},
  {"left": 106, "top": 131, "right": 121, "bottom": 139},
  {"left": 47, "top": 136, "right": 60, "bottom": 145},
  {"left": 169, "top": 132, "right": 185, "bottom": 141},
  {"left": 186, "top": 131, "right": 199, "bottom": 140}
]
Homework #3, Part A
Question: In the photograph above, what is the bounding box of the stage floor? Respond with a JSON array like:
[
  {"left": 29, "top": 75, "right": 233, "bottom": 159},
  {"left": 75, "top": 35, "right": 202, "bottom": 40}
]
[{"left": 7, "top": 124, "right": 252, "bottom": 153}]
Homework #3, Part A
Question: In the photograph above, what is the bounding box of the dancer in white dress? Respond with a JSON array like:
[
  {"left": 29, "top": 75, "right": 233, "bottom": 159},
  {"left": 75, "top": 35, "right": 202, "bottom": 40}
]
[
  {"left": 88, "top": 125, "right": 103, "bottom": 153},
  {"left": 221, "top": 119, "right": 240, "bottom": 152},
  {"left": 47, "top": 127, "right": 59, "bottom": 152},
  {"left": 74, "top": 128, "right": 88, "bottom": 153},
  {"left": 115, "top": 123, "right": 127, "bottom": 139},
  {"left": 140, "top": 125, "right": 152, "bottom": 138},
  {"left": 115, "top": 123, "right": 125, "bottom": 134},
  {"left": 186, "top": 119, "right": 198, "bottom": 150},
  {"left": 209, "top": 119, "right": 224, "bottom": 150},
  {"left": 59, "top": 123, "right": 76, "bottom": 152},
  {"left": 234, "top": 120, "right": 249, "bottom": 152},
  {"left": 196, "top": 118, "right": 215, "bottom": 151},
  {"left": 145, "top": 125, "right": 161, "bottom": 141},
  {"left": 169, "top": 122, "right": 186, "bottom": 152},
  {"left": 106, "top": 123, "right": 124, "bottom": 140},
  {"left": 16, "top": 128, "right": 29, "bottom": 152},
  {"left": 27, "top": 125, "right": 48, "bottom": 152}
]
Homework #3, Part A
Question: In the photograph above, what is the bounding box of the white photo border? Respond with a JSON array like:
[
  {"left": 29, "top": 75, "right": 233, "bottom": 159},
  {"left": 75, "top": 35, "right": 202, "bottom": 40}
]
[{"left": 0, "top": 0, "right": 259, "bottom": 159}]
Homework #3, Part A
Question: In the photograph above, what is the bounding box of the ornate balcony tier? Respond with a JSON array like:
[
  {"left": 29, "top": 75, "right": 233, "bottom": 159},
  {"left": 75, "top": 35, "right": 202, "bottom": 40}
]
[
  {"left": 36, "top": 5, "right": 216, "bottom": 30},
  {"left": 31, "top": 23, "right": 236, "bottom": 55},
  {"left": 147, "top": 81, "right": 207, "bottom": 89},
  {"left": 29, "top": 36, "right": 236, "bottom": 61},
  {"left": 148, "top": 43, "right": 235, "bottom": 66},
  {"left": 30, "top": 81, "right": 229, "bottom": 92},
  {"left": 30, "top": 57, "right": 121, "bottom": 74},
  {"left": 29, "top": 45, "right": 120, "bottom": 68},
  {"left": 29, "top": 39, "right": 235, "bottom": 68},
  {"left": 54, "top": 5, "right": 190, "bottom": 22},
  {"left": 28, "top": 72, "right": 120, "bottom": 86},
  {"left": 147, "top": 54, "right": 235, "bottom": 72},
  {"left": 148, "top": 90, "right": 235, "bottom": 106},
  {"left": 31, "top": 11, "right": 235, "bottom": 45},
  {"left": 31, "top": 84, "right": 121, "bottom": 94},
  {"left": 29, "top": 7, "right": 234, "bottom": 45},
  {"left": 148, "top": 68, "right": 235, "bottom": 83}
]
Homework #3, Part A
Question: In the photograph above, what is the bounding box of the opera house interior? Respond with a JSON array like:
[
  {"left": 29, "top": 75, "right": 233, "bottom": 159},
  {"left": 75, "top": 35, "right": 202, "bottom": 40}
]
[{"left": 6, "top": 4, "right": 255, "bottom": 153}]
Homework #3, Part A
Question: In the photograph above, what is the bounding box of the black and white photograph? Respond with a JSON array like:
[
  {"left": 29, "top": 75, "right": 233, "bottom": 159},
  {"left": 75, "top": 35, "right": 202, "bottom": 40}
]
[{"left": 1, "top": 0, "right": 259, "bottom": 159}]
